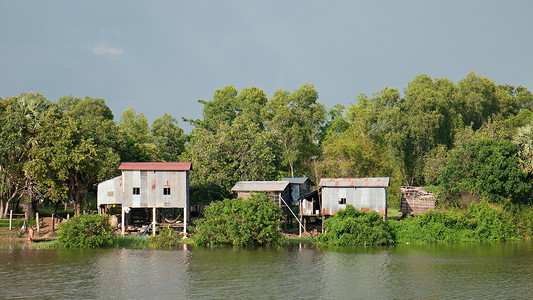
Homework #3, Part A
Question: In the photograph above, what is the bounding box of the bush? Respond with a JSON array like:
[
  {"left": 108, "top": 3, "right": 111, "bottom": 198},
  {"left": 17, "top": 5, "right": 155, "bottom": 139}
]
[
  {"left": 147, "top": 226, "right": 180, "bottom": 248},
  {"left": 438, "top": 138, "right": 531, "bottom": 205},
  {"left": 317, "top": 205, "right": 392, "bottom": 246},
  {"left": 388, "top": 201, "right": 519, "bottom": 243},
  {"left": 193, "top": 193, "right": 283, "bottom": 247},
  {"left": 55, "top": 214, "right": 114, "bottom": 248}
]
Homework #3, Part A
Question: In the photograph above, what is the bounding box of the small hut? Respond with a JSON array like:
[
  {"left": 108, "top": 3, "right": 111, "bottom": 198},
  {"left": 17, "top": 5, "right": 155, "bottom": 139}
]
[
  {"left": 319, "top": 177, "right": 390, "bottom": 219},
  {"left": 231, "top": 181, "right": 291, "bottom": 206},
  {"left": 399, "top": 186, "right": 438, "bottom": 216},
  {"left": 282, "top": 177, "right": 315, "bottom": 205}
]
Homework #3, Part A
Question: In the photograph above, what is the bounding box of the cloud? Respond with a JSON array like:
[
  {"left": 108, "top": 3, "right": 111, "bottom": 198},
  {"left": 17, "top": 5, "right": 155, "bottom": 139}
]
[{"left": 88, "top": 42, "right": 124, "bottom": 56}]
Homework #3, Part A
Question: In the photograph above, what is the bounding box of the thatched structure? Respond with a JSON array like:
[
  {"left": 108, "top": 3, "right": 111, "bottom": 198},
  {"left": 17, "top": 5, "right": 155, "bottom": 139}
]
[{"left": 399, "top": 186, "right": 438, "bottom": 216}]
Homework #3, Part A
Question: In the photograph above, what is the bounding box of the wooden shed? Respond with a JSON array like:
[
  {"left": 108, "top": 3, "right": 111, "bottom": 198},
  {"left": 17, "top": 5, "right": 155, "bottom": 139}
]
[
  {"left": 231, "top": 181, "right": 291, "bottom": 206},
  {"left": 282, "top": 177, "right": 315, "bottom": 205},
  {"left": 97, "top": 162, "right": 192, "bottom": 235},
  {"left": 319, "top": 177, "right": 390, "bottom": 219},
  {"left": 399, "top": 186, "right": 438, "bottom": 216}
]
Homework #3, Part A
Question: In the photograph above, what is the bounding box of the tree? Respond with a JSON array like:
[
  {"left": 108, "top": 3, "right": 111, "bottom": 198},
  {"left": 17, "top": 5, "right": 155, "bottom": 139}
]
[
  {"left": 513, "top": 124, "right": 533, "bottom": 176},
  {"left": 0, "top": 97, "right": 28, "bottom": 217},
  {"left": 320, "top": 125, "right": 394, "bottom": 179},
  {"left": 57, "top": 96, "right": 122, "bottom": 215},
  {"left": 151, "top": 113, "right": 185, "bottom": 162},
  {"left": 262, "top": 83, "right": 327, "bottom": 177},
  {"left": 0, "top": 93, "right": 53, "bottom": 222},
  {"left": 119, "top": 108, "right": 156, "bottom": 161},
  {"left": 187, "top": 86, "right": 268, "bottom": 131},
  {"left": 438, "top": 138, "right": 530, "bottom": 205},
  {"left": 185, "top": 117, "right": 281, "bottom": 202}
]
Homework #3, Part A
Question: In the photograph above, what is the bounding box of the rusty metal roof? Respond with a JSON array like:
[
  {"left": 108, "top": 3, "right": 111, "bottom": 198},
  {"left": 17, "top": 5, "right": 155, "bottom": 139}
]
[
  {"left": 118, "top": 162, "right": 192, "bottom": 171},
  {"left": 232, "top": 181, "right": 290, "bottom": 192},
  {"left": 319, "top": 177, "right": 390, "bottom": 187}
]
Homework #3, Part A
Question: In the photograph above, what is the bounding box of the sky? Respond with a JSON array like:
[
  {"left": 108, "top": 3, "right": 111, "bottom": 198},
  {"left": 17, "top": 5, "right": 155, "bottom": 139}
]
[{"left": 1, "top": 1, "right": 532, "bottom": 132}]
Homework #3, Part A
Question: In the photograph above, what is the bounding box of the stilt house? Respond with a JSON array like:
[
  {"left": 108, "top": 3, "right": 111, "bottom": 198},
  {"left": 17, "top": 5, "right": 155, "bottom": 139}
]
[{"left": 97, "top": 162, "right": 192, "bottom": 235}]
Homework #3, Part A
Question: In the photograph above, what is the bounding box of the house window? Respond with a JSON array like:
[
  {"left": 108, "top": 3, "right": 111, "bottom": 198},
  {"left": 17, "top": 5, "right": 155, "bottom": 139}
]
[
  {"left": 163, "top": 187, "right": 171, "bottom": 195},
  {"left": 339, "top": 198, "right": 346, "bottom": 205},
  {"left": 133, "top": 187, "right": 140, "bottom": 195}
]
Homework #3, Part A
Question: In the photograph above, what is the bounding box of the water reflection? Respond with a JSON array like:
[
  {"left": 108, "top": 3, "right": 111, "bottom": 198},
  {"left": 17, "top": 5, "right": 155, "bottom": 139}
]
[{"left": 0, "top": 241, "right": 532, "bottom": 299}]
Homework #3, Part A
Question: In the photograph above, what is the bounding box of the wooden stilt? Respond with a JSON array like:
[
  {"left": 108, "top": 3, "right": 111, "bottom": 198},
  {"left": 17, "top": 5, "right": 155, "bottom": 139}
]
[
  {"left": 152, "top": 207, "right": 156, "bottom": 237},
  {"left": 36, "top": 212, "right": 40, "bottom": 233},
  {"left": 9, "top": 210, "right": 12, "bottom": 231},
  {"left": 121, "top": 207, "right": 125, "bottom": 236}
]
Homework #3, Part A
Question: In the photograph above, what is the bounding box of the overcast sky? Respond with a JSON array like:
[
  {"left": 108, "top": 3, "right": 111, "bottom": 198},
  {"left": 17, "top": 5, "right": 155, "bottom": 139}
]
[{"left": 1, "top": 1, "right": 532, "bottom": 132}]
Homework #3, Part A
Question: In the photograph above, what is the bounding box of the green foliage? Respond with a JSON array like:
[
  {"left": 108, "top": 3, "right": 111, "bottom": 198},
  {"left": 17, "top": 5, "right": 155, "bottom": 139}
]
[
  {"left": 513, "top": 123, "right": 533, "bottom": 175},
  {"left": 317, "top": 205, "right": 392, "bottom": 246},
  {"left": 193, "top": 193, "right": 283, "bottom": 247},
  {"left": 55, "top": 214, "right": 114, "bottom": 248},
  {"left": 151, "top": 113, "right": 185, "bottom": 162},
  {"left": 438, "top": 138, "right": 530, "bottom": 204},
  {"left": 185, "top": 117, "right": 281, "bottom": 201},
  {"left": 388, "top": 202, "right": 519, "bottom": 243},
  {"left": 147, "top": 226, "right": 180, "bottom": 248},
  {"left": 262, "top": 83, "right": 327, "bottom": 177}
]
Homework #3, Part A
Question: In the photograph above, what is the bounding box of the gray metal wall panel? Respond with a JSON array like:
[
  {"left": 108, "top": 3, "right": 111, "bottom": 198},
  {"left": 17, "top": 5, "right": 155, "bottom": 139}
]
[
  {"left": 322, "top": 186, "right": 387, "bottom": 216},
  {"left": 97, "top": 176, "right": 123, "bottom": 206},
  {"left": 111, "top": 170, "right": 188, "bottom": 209}
]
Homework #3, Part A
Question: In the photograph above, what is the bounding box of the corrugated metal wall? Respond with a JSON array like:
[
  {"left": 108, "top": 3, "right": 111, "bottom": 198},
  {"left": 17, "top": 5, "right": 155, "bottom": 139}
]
[
  {"left": 121, "top": 170, "right": 188, "bottom": 208},
  {"left": 97, "top": 176, "right": 123, "bottom": 206},
  {"left": 322, "top": 187, "right": 387, "bottom": 216}
]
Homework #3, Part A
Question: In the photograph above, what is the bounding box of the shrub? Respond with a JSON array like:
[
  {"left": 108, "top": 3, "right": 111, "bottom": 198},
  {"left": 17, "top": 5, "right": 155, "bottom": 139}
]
[
  {"left": 147, "top": 226, "right": 180, "bottom": 248},
  {"left": 438, "top": 138, "right": 530, "bottom": 205},
  {"left": 317, "top": 205, "right": 392, "bottom": 246},
  {"left": 388, "top": 201, "right": 519, "bottom": 243},
  {"left": 193, "top": 193, "right": 283, "bottom": 247},
  {"left": 55, "top": 214, "right": 114, "bottom": 248}
]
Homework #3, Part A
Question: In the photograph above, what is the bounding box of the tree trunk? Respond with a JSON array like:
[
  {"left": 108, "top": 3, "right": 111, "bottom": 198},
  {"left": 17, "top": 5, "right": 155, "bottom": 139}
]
[
  {"left": 74, "top": 201, "right": 81, "bottom": 216},
  {"left": 23, "top": 199, "right": 36, "bottom": 231}
]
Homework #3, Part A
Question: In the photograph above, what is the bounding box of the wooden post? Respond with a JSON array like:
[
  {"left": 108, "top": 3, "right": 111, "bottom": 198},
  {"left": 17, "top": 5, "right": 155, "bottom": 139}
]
[
  {"left": 152, "top": 207, "right": 156, "bottom": 237},
  {"left": 67, "top": 214, "right": 70, "bottom": 221},
  {"left": 121, "top": 207, "right": 125, "bottom": 236},
  {"left": 36, "top": 212, "right": 40, "bottom": 233},
  {"left": 51, "top": 214, "right": 55, "bottom": 232},
  {"left": 9, "top": 210, "right": 12, "bottom": 231},
  {"left": 321, "top": 215, "right": 324, "bottom": 234},
  {"left": 184, "top": 206, "right": 187, "bottom": 236}
]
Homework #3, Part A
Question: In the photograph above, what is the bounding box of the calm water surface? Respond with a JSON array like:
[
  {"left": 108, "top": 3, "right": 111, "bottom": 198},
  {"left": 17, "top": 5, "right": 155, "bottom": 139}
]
[{"left": 1, "top": 240, "right": 532, "bottom": 299}]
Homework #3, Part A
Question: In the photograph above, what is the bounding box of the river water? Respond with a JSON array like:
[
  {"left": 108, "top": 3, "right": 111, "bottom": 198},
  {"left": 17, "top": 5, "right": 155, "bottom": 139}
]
[{"left": 1, "top": 240, "right": 532, "bottom": 299}]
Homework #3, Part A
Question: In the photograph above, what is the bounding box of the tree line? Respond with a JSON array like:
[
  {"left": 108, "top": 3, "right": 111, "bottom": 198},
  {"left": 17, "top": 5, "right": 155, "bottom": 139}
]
[{"left": 2, "top": 72, "right": 533, "bottom": 222}]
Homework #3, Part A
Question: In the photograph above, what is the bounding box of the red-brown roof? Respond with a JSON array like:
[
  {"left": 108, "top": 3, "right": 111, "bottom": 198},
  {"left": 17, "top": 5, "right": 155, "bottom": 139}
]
[{"left": 118, "top": 162, "right": 192, "bottom": 171}]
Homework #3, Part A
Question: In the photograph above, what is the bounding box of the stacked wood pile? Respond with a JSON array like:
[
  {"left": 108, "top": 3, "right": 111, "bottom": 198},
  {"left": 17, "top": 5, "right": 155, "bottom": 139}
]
[{"left": 399, "top": 186, "right": 438, "bottom": 216}]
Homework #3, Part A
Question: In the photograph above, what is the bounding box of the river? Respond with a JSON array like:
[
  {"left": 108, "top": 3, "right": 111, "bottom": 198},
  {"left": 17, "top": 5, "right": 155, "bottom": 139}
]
[{"left": 1, "top": 240, "right": 532, "bottom": 299}]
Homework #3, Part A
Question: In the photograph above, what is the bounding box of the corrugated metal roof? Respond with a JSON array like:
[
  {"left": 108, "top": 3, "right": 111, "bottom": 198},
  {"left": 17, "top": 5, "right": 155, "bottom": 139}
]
[
  {"left": 282, "top": 177, "right": 315, "bottom": 186},
  {"left": 319, "top": 177, "right": 390, "bottom": 187},
  {"left": 232, "top": 181, "right": 290, "bottom": 192},
  {"left": 118, "top": 162, "right": 192, "bottom": 171}
]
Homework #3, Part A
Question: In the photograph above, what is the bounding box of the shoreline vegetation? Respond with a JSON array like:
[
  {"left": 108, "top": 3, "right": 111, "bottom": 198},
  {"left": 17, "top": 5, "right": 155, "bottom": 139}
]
[
  {"left": 2, "top": 198, "right": 530, "bottom": 250},
  {"left": 2, "top": 73, "right": 533, "bottom": 250}
]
